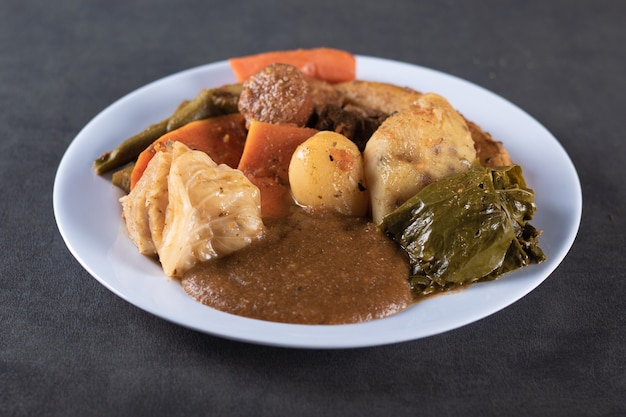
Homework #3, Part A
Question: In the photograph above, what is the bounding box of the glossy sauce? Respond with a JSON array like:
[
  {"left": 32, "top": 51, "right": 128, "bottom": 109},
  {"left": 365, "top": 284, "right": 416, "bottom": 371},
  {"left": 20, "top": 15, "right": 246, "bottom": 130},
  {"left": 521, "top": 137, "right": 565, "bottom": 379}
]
[{"left": 181, "top": 209, "right": 414, "bottom": 324}]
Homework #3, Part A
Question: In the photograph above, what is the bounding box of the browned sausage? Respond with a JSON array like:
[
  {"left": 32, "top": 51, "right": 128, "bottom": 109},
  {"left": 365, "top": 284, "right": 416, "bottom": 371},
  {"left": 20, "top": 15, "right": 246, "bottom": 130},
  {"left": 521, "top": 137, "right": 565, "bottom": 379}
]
[{"left": 237, "top": 63, "right": 314, "bottom": 127}]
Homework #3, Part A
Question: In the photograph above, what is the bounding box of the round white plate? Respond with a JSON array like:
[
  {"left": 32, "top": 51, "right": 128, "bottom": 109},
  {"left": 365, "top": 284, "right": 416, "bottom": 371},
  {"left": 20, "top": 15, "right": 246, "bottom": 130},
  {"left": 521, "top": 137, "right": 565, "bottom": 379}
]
[{"left": 53, "top": 56, "right": 582, "bottom": 349}]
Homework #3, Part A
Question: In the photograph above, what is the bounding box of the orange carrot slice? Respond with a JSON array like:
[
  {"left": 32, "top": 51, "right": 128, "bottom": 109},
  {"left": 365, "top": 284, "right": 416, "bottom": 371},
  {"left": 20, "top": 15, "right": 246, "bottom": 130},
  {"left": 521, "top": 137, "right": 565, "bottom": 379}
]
[
  {"left": 130, "top": 113, "right": 247, "bottom": 190},
  {"left": 229, "top": 48, "right": 356, "bottom": 84},
  {"left": 237, "top": 120, "right": 318, "bottom": 217}
]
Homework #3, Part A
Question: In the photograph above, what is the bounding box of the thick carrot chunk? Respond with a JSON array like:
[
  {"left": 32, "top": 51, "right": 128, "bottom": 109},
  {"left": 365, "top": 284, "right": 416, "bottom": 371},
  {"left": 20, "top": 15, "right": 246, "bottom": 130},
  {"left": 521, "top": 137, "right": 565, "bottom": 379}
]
[
  {"left": 130, "top": 113, "right": 247, "bottom": 190},
  {"left": 237, "top": 120, "right": 318, "bottom": 217}
]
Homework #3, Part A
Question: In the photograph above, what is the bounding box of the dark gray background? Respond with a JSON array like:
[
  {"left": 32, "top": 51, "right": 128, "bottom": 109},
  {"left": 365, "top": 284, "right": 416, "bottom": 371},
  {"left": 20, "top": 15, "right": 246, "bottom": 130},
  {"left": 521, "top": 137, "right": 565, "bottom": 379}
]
[{"left": 2, "top": 1, "right": 624, "bottom": 416}]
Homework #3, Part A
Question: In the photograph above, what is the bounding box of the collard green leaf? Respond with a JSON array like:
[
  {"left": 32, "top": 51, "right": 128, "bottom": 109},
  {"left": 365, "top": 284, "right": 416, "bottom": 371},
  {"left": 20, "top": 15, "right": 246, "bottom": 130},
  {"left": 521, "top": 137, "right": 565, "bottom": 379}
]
[{"left": 381, "top": 165, "right": 545, "bottom": 296}]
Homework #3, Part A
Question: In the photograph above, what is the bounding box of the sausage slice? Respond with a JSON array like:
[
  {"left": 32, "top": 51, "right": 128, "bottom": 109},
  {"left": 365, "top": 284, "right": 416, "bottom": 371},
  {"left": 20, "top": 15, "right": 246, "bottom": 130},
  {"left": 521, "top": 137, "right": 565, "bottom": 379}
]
[{"left": 238, "top": 63, "right": 314, "bottom": 127}]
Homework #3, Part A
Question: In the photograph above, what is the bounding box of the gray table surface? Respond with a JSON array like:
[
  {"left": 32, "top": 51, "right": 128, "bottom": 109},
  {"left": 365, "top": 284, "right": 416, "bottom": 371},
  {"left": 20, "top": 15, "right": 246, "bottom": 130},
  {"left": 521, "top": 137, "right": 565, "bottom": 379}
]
[{"left": 2, "top": 0, "right": 625, "bottom": 416}]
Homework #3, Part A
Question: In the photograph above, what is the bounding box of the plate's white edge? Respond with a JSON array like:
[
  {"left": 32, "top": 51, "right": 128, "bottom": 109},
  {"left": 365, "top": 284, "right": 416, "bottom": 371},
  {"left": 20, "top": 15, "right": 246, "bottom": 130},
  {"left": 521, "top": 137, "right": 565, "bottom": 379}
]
[{"left": 53, "top": 56, "right": 583, "bottom": 349}]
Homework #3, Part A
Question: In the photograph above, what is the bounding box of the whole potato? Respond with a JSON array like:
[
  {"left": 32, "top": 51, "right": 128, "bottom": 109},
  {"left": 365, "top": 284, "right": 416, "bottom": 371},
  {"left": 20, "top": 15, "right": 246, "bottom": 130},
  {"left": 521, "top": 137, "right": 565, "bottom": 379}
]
[
  {"left": 289, "top": 131, "right": 369, "bottom": 217},
  {"left": 364, "top": 93, "right": 477, "bottom": 224}
]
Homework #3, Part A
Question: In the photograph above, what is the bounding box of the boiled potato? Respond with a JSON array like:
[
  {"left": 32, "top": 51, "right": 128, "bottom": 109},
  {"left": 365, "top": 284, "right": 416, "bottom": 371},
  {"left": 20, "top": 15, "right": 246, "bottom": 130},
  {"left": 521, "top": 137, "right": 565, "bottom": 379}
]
[
  {"left": 364, "top": 93, "right": 478, "bottom": 224},
  {"left": 289, "top": 131, "right": 369, "bottom": 217}
]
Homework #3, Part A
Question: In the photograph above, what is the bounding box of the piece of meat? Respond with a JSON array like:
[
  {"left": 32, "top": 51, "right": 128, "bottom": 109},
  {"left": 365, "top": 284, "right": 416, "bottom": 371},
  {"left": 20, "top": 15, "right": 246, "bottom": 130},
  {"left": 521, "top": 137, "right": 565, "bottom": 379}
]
[
  {"left": 465, "top": 119, "right": 513, "bottom": 167},
  {"left": 311, "top": 104, "right": 388, "bottom": 151},
  {"left": 306, "top": 77, "right": 345, "bottom": 113},
  {"left": 306, "top": 79, "right": 390, "bottom": 150},
  {"left": 237, "top": 63, "right": 314, "bottom": 128},
  {"left": 334, "top": 80, "right": 423, "bottom": 114}
]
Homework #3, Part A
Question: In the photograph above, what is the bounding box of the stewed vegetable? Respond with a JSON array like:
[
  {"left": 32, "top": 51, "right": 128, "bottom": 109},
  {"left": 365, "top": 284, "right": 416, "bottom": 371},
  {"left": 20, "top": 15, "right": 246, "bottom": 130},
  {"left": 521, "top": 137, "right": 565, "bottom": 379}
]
[{"left": 381, "top": 165, "right": 545, "bottom": 296}]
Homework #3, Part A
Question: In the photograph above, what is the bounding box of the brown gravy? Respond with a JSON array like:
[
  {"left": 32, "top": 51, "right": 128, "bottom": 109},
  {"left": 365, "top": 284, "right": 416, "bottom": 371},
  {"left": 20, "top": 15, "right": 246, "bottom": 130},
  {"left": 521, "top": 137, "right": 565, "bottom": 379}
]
[{"left": 181, "top": 209, "right": 414, "bottom": 324}]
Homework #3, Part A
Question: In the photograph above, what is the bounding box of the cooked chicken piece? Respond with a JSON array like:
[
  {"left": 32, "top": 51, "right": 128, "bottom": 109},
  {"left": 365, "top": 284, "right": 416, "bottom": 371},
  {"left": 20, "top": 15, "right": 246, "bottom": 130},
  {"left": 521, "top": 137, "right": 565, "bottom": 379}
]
[
  {"left": 364, "top": 93, "right": 477, "bottom": 224},
  {"left": 238, "top": 63, "right": 314, "bottom": 128},
  {"left": 465, "top": 119, "right": 513, "bottom": 167},
  {"left": 334, "top": 80, "right": 423, "bottom": 114},
  {"left": 306, "top": 77, "right": 345, "bottom": 113}
]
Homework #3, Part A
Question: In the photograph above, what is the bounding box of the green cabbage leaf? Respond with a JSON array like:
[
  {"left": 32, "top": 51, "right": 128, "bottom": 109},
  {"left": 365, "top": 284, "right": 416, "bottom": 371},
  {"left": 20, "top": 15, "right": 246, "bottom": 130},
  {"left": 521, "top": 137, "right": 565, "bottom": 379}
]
[{"left": 381, "top": 165, "right": 545, "bottom": 296}]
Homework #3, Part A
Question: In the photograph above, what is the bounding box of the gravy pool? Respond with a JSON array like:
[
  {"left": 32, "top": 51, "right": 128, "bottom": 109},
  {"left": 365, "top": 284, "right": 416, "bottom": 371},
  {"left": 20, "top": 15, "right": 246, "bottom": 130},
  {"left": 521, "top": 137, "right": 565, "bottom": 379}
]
[{"left": 181, "top": 209, "right": 414, "bottom": 324}]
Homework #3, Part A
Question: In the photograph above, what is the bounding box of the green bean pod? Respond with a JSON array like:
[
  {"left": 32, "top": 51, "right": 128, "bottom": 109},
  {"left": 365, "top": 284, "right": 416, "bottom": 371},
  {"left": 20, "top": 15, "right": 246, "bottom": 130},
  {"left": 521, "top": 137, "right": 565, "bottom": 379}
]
[
  {"left": 166, "top": 83, "right": 242, "bottom": 131},
  {"left": 93, "top": 83, "right": 242, "bottom": 175},
  {"left": 111, "top": 163, "right": 135, "bottom": 193},
  {"left": 93, "top": 119, "right": 169, "bottom": 175}
]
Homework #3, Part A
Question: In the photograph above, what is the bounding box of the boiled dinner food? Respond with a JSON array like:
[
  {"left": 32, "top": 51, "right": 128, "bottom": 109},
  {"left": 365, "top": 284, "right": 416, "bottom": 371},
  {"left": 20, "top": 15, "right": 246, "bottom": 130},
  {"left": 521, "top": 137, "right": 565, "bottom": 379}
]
[{"left": 93, "top": 48, "right": 545, "bottom": 325}]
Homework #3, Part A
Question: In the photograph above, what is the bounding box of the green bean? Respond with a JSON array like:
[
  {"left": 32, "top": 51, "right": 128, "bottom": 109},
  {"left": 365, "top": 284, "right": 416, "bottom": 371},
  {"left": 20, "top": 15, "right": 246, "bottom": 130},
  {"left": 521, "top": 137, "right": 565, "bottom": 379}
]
[
  {"left": 166, "top": 83, "right": 242, "bottom": 131},
  {"left": 93, "top": 83, "right": 242, "bottom": 175},
  {"left": 111, "top": 163, "right": 135, "bottom": 193},
  {"left": 93, "top": 119, "right": 168, "bottom": 175}
]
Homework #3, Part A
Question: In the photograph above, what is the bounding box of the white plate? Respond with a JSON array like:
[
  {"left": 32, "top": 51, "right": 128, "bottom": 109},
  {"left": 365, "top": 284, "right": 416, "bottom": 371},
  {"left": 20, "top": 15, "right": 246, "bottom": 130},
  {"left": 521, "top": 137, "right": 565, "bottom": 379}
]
[{"left": 53, "top": 56, "right": 582, "bottom": 349}]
